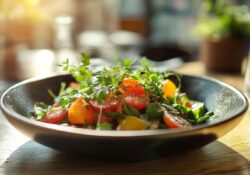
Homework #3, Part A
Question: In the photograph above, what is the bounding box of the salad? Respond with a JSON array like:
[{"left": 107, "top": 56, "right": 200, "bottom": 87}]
[{"left": 32, "top": 53, "right": 213, "bottom": 130}]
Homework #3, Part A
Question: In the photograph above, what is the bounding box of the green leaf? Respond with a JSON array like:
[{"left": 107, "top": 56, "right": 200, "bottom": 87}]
[
  {"left": 196, "top": 111, "right": 214, "bottom": 124},
  {"left": 62, "top": 59, "right": 69, "bottom": 71},
  {"left": 145, "top": 103, "right": 164, "bottom": 120},
  {"left": 123, "top": 58, "right": 132, "bottom": 67},
  {"left": 57, "top": 96, "right": 74, "bottom": 108},
  {"left": 48, "top": 89, "right": 56, "bottom": 99},
  {"left": 127, "top": 106, "right": 140, "bottom": 117},
  {"left": 141, "top": 57, "right": 149, "bottom": 69},
  {"left": 58, "top": 82, "right": 67, "bottom": 96},
  {"left": 94, "top": 87, "right": 109, "bottom": 103},
  {"left": 34, "top": 102, "right": 49, "bottom": 120},
  {"left": 97, "top": 123, "right": 112, "bottom": 130},
  {"left": 80, "top": 52, "right": 90, "bottom": 66},
  {"left": 191, "top": 102, "right": 205, "bottom": 119},
  {"left": 122, "top": 102, "right": 140, "bottom": 117},
  {"left": 107, "top": 112, "right": 122, "bottom": 119},
  {"left": 162, "top": 103, "right": 179, "bottom": 115}
]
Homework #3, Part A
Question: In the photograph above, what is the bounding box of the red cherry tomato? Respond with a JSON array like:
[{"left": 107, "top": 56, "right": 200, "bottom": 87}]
[
  {"left": 123, "top": 94, "right": 149, "bottom": 110},
  {"left": 124, "top": 87, "right": 146, "bottom": 95},
  {"left": 119, "top": 78, "right": 148, "bottom": 110},
  {"left": 185, "top": 101, "right": 192, "bottom": 108},
  {"left": 68, "top": 98, "right": 95, "bottom": 125},
  {"left": 89, "top": 99, "right": 119, "bottom": 113},
  {"left": 180, "top": 97, "right": 192, "bottom": 108},
  {"left": 163, "top": 110, "right": 191, "bottom": 129},
  {"left": 44, "top": 108, "right": 68, "bottom": 123}
]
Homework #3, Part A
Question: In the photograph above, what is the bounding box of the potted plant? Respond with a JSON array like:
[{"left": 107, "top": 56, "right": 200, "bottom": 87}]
[{"left": 194, "top": 0, "right": 250, "bottom": 73}]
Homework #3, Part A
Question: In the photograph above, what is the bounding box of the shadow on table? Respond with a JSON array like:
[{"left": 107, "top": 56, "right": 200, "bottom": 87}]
[{"left": 1, "top": 140, "right": 250, "bottom": 175}]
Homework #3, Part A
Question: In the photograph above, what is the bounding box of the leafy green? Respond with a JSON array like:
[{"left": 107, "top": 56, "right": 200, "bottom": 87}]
[
  {"left": 191, "top": 102, "right": 206, "bottom": 119},
  {"left": 33, "top": 52, "right": 213, "bottom": 130},
  {"left": 196, "top": 111, "right": 214, "bottom": 124},
  {"left": 58, "top": 82, "right": 67, "bottom": 96},
  {"left": 48, "top": 89, "right": 56, "bottom": 99},
  {"left": 122, "top": 102, "right": 140, "bottom": 117},
  {"left": 34, "top": 102, "right": 50, "bottom": 120},
  {"left": 145, "top": 103, "right": 164, "bottom": 120},
  {"left": 96, "top": 123, "right": 113, "bottom": 130}
]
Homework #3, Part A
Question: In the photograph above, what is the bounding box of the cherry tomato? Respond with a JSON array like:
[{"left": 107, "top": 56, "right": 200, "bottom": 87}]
[
  {"left": 124, "top": 94, "right": 149, "bottom": 110},
  {"left": 163, "top": 110, "right": 191, "bottom": 129},
  {"left": 124, "top": 86, "right": 146, "bottom": 95},
  {"left": 119, "top": 79, "right": 146, "bottom": 95},
  {"left": 43, "top": 108, "right": 68, "bottom": 123},
  {"left": 89, "top": 98, "right": 119, "bottom": 113},
  {"left": 185, "top": 101, "right": 192, "bottom": 108},
  {"left": 68, "top": 98, "right": 95, "bottom": 125},
  {"left": 118, "top": 116, "right": 146, "bottom": 130},
  {"left": 180, "top": 97, "right": 192, "bottom": 108},
  {"left": 163, "top": 79, "right": 176, "bottom": 99}
]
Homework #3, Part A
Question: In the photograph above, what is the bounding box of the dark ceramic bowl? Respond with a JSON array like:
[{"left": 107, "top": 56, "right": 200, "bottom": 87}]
[{"left": 0, "top": 74, "right": 248, "bottom": 161}]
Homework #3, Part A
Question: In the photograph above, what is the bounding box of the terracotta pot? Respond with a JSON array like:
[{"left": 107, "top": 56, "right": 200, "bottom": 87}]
[{"left": 200, "top": 37, "right": 248, "bottom": 73}]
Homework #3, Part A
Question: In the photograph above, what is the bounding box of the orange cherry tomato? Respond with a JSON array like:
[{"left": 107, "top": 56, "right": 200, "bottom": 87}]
[
  {"left": 163, "top": 79, "right": 176, "bottom": 99},
  {"left": 163, "top": 110, "right": 191, "bottom": 129},
  {"left": 44, "top": 108, "right": 68, "bottom": 123},
  {"left": 119, "top": 79, "right": 146, "bottom": 95},
  {"left": 68, "top": 98, "right": 95, "bottom": 125}
]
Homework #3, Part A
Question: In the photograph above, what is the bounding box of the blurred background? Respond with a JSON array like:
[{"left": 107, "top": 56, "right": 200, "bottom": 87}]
[{"left": 0, "top": 0, "right": 250, "bottom": 82}]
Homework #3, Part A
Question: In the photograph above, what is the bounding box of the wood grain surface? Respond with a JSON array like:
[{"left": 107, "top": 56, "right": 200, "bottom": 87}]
[{"left": 1, "top": 61, "right": 250, "bottom": 175}]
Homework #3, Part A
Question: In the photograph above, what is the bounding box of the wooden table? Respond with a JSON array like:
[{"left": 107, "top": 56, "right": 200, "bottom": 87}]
[{"left": 0, "top": 61, "right": 250, "bottom": 175}]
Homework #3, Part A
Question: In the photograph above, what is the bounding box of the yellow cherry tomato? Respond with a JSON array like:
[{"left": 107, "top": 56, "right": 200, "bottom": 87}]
[
  {"left": 68, "top": 98, "right": 95, "bottom": 125},
  {"left": 118, "top": 116, "right": 146, "bottom": 130},
  {"left": 163, "top": 79, "right": 176, "bottom": 99}
]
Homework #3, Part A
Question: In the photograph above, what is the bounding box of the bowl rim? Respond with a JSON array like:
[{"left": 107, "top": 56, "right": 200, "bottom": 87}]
[{"left": 0, "top": 73, "right": 248, "bottom": 138}]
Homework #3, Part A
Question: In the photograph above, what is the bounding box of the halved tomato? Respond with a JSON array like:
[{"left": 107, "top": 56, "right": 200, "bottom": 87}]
[
  {"left": 163, "top": 79, "right": 176, "bottom": 99},
  {"left": 44, "top": 108, "right": 68, "bottom": 123},
  {"left": 89, "top": 98, "right": 119, "bottom": 113},
  {"left": 119, "top": 79, "right": 146, "bottom": 95},
  {"left": 123, "top": 94, "right": 149, "bottom": 110},
  {"left": 163, "top": 110, "right": 191, "bottom": 129},
  {"left": 118, "top": 116, "right": 146, "bottom": 130},
  {"left": 68, "top": 98, "right": 95, "bottom": 125},
  {"left": 120, "top": 78, "right": 148, "bottom": 110}
]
